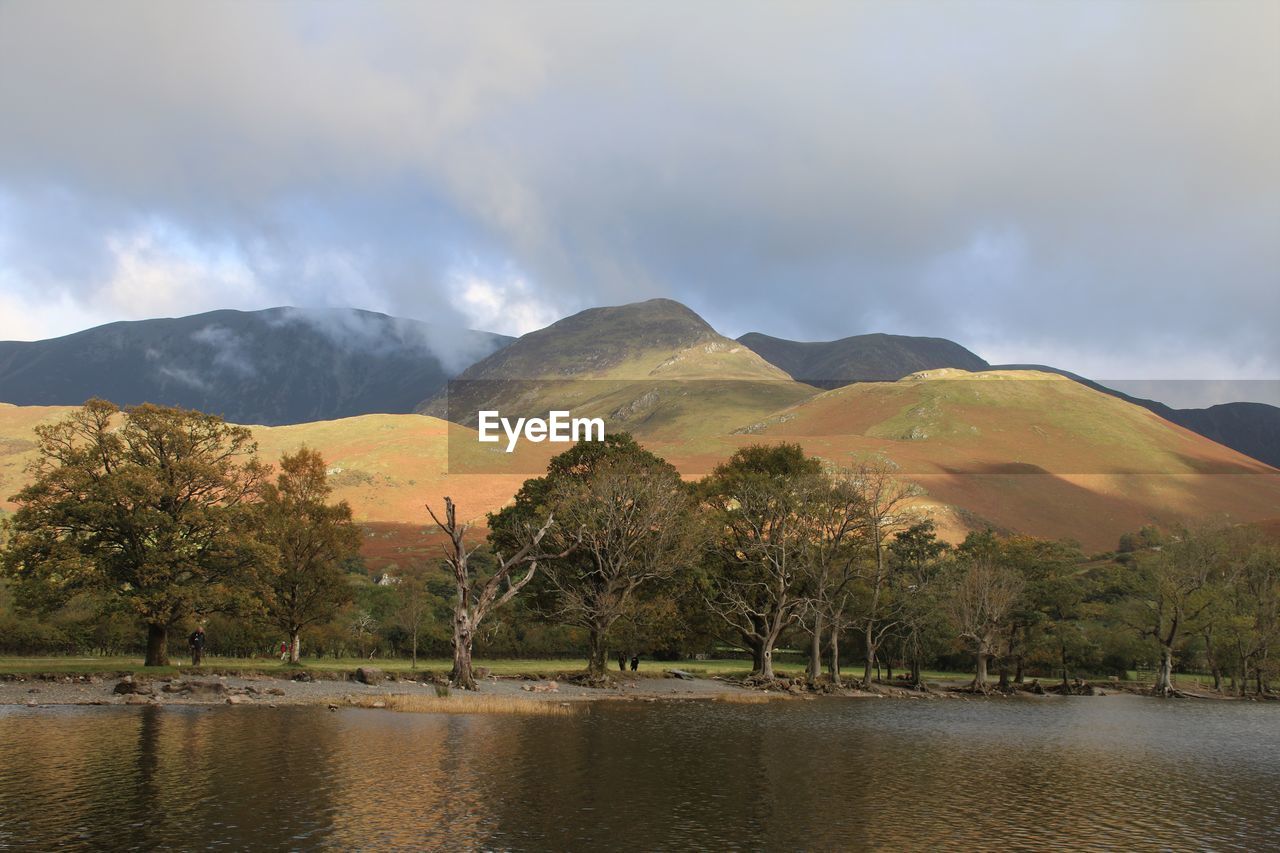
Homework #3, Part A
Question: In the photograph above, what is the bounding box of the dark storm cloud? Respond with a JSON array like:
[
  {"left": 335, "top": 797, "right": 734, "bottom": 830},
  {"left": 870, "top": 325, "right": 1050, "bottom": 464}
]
[{"left": 0, "top": 1, "right": 1276, "bottom": 398}]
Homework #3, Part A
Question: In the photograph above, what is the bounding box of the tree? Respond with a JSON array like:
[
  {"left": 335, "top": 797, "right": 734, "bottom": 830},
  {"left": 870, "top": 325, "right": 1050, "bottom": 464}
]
[
  {"left": 945, "top": 534, "right": 1024, "bottom": 691},
  {"left": 493, "top": 435, "right": 694, "bottom": 680},
  {"left": 391, "top": 563, "right": 439, "bottom": 670},
  {"left": 889, "top": 521, "right": 950, "bottom": 687},
  {"left": 702, "top": 444, "right": 821, "bottom": 680},
  {"left": 546, "top": 450, "right": 695, "bottom": 677},
  {"left": 796, "top": 469, "right": 867, "bottom": 685},
  {"left": 254, "top": 448, "right": 361, "bottom": 663},
  {"left": 429, "top": 496, "right": 559, "bottom": 689},
  {"left": 1123, "top": 527, "right": 1220, "bottom": 696},
  {"left": 349, "top": 609, "right": 378, "bottom": 658},
  {"left": 849, "top": 459, "right": 918, "bottom": 687},
  {"left": 2, "top": 400, "right": 265, "bottom": 665}
]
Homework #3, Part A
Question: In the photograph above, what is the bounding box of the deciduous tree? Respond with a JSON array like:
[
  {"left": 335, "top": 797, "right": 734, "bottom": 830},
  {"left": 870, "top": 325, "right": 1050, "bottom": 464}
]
[
  {"left": 2, "top": 400, "right": 265, "bottom": 665},
  {"left": 254, "top": 447, "right": 361, "bottom": 663}
]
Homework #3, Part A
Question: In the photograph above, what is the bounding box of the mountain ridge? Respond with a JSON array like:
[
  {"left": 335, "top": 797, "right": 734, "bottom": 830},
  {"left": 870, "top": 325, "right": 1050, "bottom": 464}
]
[
  {"left": 737, "top": 331, "right": 990, "bottom": 388},
  {"left": 0, "top": 307, "right": 512, "bottom": 426}
]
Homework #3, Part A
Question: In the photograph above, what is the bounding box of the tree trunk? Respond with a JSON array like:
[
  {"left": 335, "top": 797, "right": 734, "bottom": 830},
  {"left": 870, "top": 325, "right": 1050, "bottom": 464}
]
[
  {"left": 452, "top": 608, "right": 476, "bottom": 690},
  {"left": 1153, "top": 645, "right": 1175, "bottom": 696},
  {"left": 587, "top": 628, "right": 608, "bottom": 679},
  {"left": 759, "top": 645, "right": 775, "bottom": 681},
  {"left": 973, "top": 648, "right": 988, "bottom": 690},
  {"left": 747, "top": 635, "right": 766, "bottom": 675},
  {"left": 862, "top": 624, "right": 875, "bottom": 686},
  {"left": 828, "top": 629, "right": 841, "bottom": 687},
  {"left": 807, "top": 613, "right": 823, "bottom": 682},
  {"left": 289, "top": 629, "right": 301, "bottom": 664},
  {"left": 145, "top": 623, "right": 169, "bottom": 667},
  {"left": 410, "top": 630, "right": 419, "bottom": 670},
  {"left": 452, "top": 640, "right": 475, "bottom": 690}
]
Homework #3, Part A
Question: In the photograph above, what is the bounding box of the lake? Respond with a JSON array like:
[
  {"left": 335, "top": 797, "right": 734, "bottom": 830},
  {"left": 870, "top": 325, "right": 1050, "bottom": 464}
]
[{"left": 1, "top": 695, "right": 1277, "bottom": 850}]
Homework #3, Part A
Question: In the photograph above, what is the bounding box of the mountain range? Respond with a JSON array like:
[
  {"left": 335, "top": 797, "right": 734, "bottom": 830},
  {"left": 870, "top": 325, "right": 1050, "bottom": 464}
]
[
  {"left": 3, "top": 300, "right": 1271, "bottom": 467},
  {"left": 1, "top": 298, "right": 1276, "bottom": 552}
]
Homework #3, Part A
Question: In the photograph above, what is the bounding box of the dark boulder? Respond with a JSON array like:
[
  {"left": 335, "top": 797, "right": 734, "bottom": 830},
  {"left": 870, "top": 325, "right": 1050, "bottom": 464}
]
[
  {"left": 113, "top": 678, "right": 154, "bottom": 696},
  {"left": 355, "top": 666, "right": 385, "bottom": 686}
]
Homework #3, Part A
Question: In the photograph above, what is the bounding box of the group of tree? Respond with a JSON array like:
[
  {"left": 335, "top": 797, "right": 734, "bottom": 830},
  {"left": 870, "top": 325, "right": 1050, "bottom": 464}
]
[
  {"left": 0, "top": 400, "right": 361, "bottom": 666},
  {"left": 3, "top": 400, "right": 1279, "bottom": 698}
]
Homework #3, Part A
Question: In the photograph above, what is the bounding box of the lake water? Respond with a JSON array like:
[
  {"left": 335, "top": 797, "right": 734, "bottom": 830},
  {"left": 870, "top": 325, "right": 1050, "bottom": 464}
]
[{"left": 1, "top": 695, "right": 1278, "bottom": 850}]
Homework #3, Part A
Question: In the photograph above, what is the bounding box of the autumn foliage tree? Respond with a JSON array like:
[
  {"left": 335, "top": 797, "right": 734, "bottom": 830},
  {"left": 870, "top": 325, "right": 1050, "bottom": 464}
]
[
  {"left": 254, "top": 447, "right": 361, "bottom": 663},
  {"left": 2, "top": 400, "right": 266, "bottom": 665},
  {"left": 491, "top": 434, "right": 694, "bottom": 680}
]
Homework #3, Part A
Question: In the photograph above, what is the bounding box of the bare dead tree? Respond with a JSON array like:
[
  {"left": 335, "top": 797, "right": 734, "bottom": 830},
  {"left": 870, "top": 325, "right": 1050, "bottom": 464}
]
[{"left": 426, "top": 496, "right": 560, "bottom": 690}]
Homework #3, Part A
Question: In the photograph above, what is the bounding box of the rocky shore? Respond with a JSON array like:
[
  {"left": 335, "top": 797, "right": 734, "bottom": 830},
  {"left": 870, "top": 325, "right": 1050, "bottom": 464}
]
[
  {"left": 2, "top": 667, "right": 1229, "bottom": 711},
  {"left": 0, "top": 667, "right": 768, "bottom": 710}
]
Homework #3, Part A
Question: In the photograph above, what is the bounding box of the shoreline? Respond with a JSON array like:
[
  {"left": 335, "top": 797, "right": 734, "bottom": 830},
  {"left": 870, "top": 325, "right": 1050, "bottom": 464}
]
[{"left": 0, "top": 667, "right": 1248, "bottom": 711}]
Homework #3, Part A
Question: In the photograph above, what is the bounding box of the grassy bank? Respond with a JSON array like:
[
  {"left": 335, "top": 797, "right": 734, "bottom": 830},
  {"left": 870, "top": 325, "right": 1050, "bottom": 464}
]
[{"left": 0, "top": 654, "right": 1195, "bottom": 690}]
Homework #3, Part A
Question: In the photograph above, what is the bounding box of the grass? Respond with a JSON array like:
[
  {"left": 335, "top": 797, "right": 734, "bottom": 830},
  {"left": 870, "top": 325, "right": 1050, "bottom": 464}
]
[
  {"left": 0, "top": 654, "right": 984, "bottom": 685},
  {"left": 0, "top": 654, "right": 761, "bottom": 678}
]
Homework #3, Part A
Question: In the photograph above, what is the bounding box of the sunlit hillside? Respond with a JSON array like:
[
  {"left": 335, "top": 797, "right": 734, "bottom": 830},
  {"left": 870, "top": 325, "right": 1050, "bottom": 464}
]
[
  {"left": 4, "top": 369, "right": 1279, "bottom": 555},
  {"left": 682, "top": 369, "right": 1280, "bottom": 548}
]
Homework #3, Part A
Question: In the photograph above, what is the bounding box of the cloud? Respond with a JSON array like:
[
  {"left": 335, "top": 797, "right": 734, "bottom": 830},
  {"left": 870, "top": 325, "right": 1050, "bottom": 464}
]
[
  {"left": 0, "top": 0, "right": 1275, "bottom": 392},
  {"left": 448, "top": 265, "right": 562, "bottom": 337},
  {"left": 155, "top": 365, "right": 210, "bottom": 391},
  {"left": 269, "top": 305, "right": 507, "bottom": 375},
  {"left": 191, "top": 325, "right": 256, "bottom": 377}
]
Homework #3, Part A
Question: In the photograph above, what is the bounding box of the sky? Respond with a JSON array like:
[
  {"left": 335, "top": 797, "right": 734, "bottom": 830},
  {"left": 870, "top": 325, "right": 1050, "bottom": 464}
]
[{"left": 0, "top": 1, "right": 1276, "bottom": 406}]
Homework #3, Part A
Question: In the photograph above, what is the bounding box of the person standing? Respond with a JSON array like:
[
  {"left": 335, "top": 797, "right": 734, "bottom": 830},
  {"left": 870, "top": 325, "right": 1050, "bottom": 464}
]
[
  {"left": 188, "top": 626, "right": 206, "bottom": 666},
  {"left": 630, "top": 655, "right": 639, "bottom": 672},
  {"left": 280, "top": 640, "right": 289, "bottom": 661}
]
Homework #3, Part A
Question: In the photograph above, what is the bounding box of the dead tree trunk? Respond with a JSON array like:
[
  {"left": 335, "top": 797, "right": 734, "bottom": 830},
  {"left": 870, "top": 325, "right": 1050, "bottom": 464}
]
[{"left": 427, "top": 497, "right": 559, "bottom": 691}]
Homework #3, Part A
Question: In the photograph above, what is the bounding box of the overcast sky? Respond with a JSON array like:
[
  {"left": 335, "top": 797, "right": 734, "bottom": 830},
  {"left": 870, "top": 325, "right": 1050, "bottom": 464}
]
[{"left": 0, "top": 1, "right": 1276, "bottom": 405}]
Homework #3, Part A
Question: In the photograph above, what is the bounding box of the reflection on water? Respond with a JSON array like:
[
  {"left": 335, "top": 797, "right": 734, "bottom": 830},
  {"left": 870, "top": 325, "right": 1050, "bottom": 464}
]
[{"left": 2, "top": 695, "right": 1278, "bottom": 850}]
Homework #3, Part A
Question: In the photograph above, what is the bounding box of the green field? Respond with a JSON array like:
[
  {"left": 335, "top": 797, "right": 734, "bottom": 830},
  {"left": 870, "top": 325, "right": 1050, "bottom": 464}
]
[
  {"left": 0, "top": 655, "right": 1166, "bottom": 689},
  {"left": 0, "top": 655, "right": 758, "bottom": 678},
  {"left": 0, "top": 654, "right": 966, "bottom": 681}
]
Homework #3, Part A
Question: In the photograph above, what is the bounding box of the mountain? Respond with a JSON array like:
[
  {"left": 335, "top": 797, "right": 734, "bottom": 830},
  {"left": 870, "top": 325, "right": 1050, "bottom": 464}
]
[
  {"left": 0, "top": 403, "right": 543, "bottom": 574},
  {"left": 735, "top": 332, "right": 1277, "bottom": 470},
  {"left": 4, "top": 369, "right": 1279, "bottom": 553},
  {"left": 0, "top": 308, "right": 512, "bottom": 425},
  {"left": 737, "top": 331, "right": 990, "bottom": 388},
  {"left": 993, "top": 364, "right": 1280, "bottom": 469},
  {"left": 3, "top": 298, "right": 1276, "bottom": 552},
  {"left": 715, "top": 368, "right": 1280, "bottom": 548},
  {"left": 421, "top": 299, "right": 817, "bottom": 440}
]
